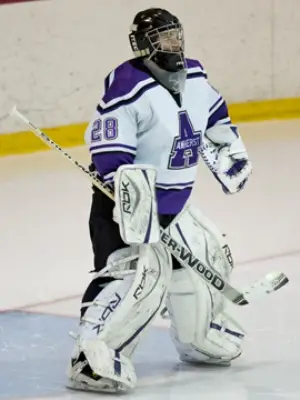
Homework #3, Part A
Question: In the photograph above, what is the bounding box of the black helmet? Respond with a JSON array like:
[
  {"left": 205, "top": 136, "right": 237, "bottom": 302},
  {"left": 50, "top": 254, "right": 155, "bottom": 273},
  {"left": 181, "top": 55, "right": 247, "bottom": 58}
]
[{"left": 129, "top": 8, "right": 185, "bottom": 72}]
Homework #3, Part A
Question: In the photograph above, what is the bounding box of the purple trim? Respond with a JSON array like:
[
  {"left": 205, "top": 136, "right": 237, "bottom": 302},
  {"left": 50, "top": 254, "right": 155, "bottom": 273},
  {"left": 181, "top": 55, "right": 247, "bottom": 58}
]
[
  {"left": 187, "top": 71, "right": 207, "bottom": 80},
  {"left": 209, "top": 84, "right": 220, "bottom": 95},
  {"left": 157, "top": 180, "right": 194, "bottom": 188},
  {"left": 98, "top": 65, "right": 206, "bottom": 115},
  {"left": 209, "top": 96, "right": 224, "bottom": 113},
  {"left": 102, "top": 60, "right": 151, "bottom": 104},
  {"left": 186, "top": 58, "right": 205, "bottom": 71},
  {"left": 104, "top": 73, "right": 110, "bottom": 94},
  {"left": 103, "top": 175, "right": 114, "bottom": 184},
  {"left": 114, "top": 350, "right": 121, "bottom": 376},
  {"left": 157, "top": 187, "right": 192, "bottom": 215},
  {"left": 230, "top": 125, "right": 239, "bottom": 137},
  {"left": 207, "top": 101, "right": 230, "bottom": 130},
  {"left": 116, "top": 294, "right": 165, "bottom": 352},
  {"left": 92, "top": 151, "right": 134, "bottom": 178},
  {"left": 102, "top": 58, "right": 206, "bottom": 105},
  {"left": 98, "top": 81, "right": 159, "bottom": 115},
  {"left": 90, "top": 143, "right": 136, "bottom": 152},
  {"left": 99, "top": 70, "right": 206, "bottom": 116},
  {"left": 210, "top": 322, "right": 245, "bottom": 339},
  {"left": 142, "top": 170, "right": 153, "bottom": 244}
]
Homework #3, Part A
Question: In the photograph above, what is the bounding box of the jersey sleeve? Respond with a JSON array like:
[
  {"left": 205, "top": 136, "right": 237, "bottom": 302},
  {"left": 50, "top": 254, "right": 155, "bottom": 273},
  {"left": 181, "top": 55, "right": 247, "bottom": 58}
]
[
  {"left": 206, "top": 83, "right": 232, "bottom": 130},
  {"left": 84, "top": 61, "right": 153, "bottom": 185},
  {"left": 84, "top": 98, "right": 137, "bottom": 186}
]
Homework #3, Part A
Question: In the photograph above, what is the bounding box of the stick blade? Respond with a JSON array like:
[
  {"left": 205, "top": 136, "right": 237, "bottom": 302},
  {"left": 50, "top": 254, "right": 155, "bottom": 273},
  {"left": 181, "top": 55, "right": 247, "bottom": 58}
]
[
  {"left": 265, "top": 271, "right": 289, "bottom": 292},
  {"left": 235, "top": 271, "right": 289, "bottom": 305}
]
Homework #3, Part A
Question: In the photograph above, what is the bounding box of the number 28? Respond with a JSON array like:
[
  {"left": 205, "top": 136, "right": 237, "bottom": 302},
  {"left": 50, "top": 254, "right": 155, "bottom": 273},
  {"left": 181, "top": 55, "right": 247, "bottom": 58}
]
[{"left": 91, "top": 118, "right": 118, "bottom": 141}]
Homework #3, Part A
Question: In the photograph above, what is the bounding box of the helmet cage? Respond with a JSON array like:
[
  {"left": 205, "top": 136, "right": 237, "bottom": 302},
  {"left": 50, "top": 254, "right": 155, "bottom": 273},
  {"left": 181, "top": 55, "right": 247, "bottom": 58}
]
[
  {"left": 130, "top": 22, "right": 184, "bottom": 58},
  {"left": 147, "top": 23, "right": 184, "bottom": 55}
]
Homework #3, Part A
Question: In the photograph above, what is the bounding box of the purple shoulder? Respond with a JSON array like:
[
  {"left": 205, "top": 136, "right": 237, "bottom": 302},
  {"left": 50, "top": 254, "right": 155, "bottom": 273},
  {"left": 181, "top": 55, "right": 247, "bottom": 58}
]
[
  {"left": 102, "top": 59, "right": 152, "bottom": 104},
  {"left": 186, "top": 58, "right": 206, "bottom": 71}
]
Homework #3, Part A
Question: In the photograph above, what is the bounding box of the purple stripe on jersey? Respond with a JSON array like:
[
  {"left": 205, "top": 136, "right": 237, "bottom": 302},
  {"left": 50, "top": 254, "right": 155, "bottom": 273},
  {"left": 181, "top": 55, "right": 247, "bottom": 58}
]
[
  {"left": 90, "top": 143, "right": 137, "bottom": 153},
  {"left": 104, "top": 74, "right": 110, "bottom": 94},
  {"left": 185, "top": 58, "right": 205, "bottom": 71},
  {"left": 99, "top": 73, "right": 207, "bottom": 117},
  {"left": 99, "top": 58, "right": 207, "bottom": 115},
  {"left": 207, "top": 101, "right": 230, "bottom": 130},
  {"left": 102, "top": 60, "right": 151, "bottom": 104},
  {"left": 187, "top": 71, "right": 207, "bottom": 80},
  {"left": 156, "top": 188, "right": 192, "bottom": 215},
  {"left": 103, "top": 175, "right": 115, "bottom": 184},
  {"left": 230, "top": 125, "right": 239, "bottom": 137},
  {"left": 209, "top": 96, "right": 224, "bottom": 113},
  {"left": 157, "top": 180, "right": 194, "bottom": 188},
  {"left": 92, "top": 151, "right": 134, "bottom": 178},
  {"left": 98, "top": 81, "right": 159, "bottom": 115}
]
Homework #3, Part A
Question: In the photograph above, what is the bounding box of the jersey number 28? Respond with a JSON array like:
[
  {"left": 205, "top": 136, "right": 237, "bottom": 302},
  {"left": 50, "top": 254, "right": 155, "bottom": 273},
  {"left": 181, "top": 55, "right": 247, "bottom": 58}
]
[
  {"left": 91, "top": 118, "right": 118, "bottom": 141},
  {"left": 169, "top": 111, "right": 202, "bottom": 170}
]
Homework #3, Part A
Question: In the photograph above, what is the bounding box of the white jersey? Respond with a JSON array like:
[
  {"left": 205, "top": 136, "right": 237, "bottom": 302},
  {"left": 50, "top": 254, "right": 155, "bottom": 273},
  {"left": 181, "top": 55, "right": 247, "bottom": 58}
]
[{"left": 85, "top": 58, "right": 232, "bottom": 215}]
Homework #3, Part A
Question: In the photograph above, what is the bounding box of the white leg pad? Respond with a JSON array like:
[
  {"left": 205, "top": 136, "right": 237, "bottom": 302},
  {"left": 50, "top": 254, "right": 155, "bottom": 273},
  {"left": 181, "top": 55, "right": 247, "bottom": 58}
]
[
  {"left": 67, "top": 243, "right": 172, "bottom": 392},
  {"left": 165, "top": 204, "right": 246, "bottom": 364},
  {"left": 167, "top": 268, "right": 245, "bottom": 365},
  {"left": 166, "top": 203, "right": 234, "bottom": 317}
]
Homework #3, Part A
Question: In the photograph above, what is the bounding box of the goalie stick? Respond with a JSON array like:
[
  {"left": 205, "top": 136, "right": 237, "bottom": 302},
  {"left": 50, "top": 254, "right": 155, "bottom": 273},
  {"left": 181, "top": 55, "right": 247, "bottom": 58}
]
[{"left": 9, "top": 106, "right": 289, "bottom": 306}]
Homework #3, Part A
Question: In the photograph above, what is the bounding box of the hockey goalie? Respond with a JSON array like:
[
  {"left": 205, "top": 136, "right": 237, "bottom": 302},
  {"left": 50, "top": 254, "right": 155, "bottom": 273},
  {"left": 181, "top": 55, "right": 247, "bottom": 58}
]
[{"left": 66, "top": 7, "right": 252, "bottom": 393}]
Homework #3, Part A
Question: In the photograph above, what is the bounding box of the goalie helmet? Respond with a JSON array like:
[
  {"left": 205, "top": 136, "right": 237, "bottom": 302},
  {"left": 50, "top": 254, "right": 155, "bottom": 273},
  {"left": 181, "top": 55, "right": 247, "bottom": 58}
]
[{"left": 129, "top": 8, "right": 185, "bottom": 72}]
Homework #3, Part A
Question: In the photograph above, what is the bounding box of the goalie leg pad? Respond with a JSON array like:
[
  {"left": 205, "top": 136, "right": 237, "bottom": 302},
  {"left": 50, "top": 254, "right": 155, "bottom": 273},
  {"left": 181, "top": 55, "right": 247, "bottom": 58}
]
[
  {"left": 166, "top": 268, "right": 246, "bottom": 365},
  {"left": 164, "top": 204, "right": 245, "bottom": 364},
  {"left": 67, "top": 243, "right": 172, "bottom": 392},
  {"left": 166, "top": 203, "right": 234, "bottom": 315}
]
